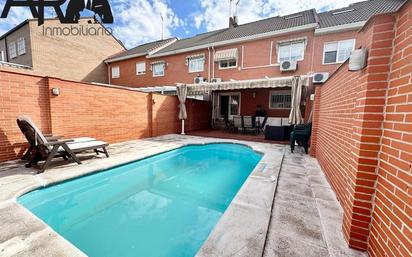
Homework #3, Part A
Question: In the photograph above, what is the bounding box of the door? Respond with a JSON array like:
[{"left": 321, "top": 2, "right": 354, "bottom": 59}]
[{"left": 219, "top": 93, "right": 240, "bottom": 120}]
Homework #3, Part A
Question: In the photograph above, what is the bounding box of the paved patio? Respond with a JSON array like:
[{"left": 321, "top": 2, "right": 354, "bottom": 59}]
[{"left": 0, "top": 135, "right": 365, "bottom": 257}]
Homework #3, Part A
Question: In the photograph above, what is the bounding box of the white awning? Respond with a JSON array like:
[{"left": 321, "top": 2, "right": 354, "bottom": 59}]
[
  {"left": 186, "top": 76, "right": 310, "bottom": 95},
  {"left": 150, "top": 60, "right": 165, "bottom": 65},
  {"left": 186, "top": 53, "right": 205, "bottom": 60},
  {"left": 214, "top": 48, "right": 238, "bottom": 62}
]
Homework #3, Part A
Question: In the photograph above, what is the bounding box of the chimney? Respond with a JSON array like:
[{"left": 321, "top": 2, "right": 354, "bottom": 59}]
[{"left": 229, "top": 16, "right": 238, "bottom": 28}]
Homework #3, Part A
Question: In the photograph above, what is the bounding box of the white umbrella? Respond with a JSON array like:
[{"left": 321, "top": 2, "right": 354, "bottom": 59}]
[
  {"left": 289, "top": 76, "right": 304, "bottom": 125},
  {"left": 177, "top": 84, "right": 188, "bottom": 134}
]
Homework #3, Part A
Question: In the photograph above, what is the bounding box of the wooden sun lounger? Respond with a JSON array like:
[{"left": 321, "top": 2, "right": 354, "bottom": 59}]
[{"left": 17, "top": 116, "right": 109, "bottom": 173}]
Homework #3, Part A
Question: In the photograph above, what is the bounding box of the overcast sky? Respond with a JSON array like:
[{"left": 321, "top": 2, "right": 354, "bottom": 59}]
[{"left": 0, "top": 0, "right": 362, "bottom": 48}]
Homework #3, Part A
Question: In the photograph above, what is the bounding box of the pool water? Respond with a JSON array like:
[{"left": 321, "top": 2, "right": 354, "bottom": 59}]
[{"left": 18, "top": 144, "right": 262, "bottom": 257}]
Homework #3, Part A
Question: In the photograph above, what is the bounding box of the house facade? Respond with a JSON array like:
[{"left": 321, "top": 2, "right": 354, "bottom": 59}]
[
  {"left": 105, "top": 0, "right": 406, "bottom": 122},
  {"left": 0, "top": 18, "right": 125, "bottom": 83}
]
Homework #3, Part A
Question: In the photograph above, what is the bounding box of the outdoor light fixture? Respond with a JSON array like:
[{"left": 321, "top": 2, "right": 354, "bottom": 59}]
[{"left": 51, "top": 88, "right": 60, "bottom": 96}]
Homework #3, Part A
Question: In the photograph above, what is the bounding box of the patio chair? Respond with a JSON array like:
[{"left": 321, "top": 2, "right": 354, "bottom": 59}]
[
  {"left": 258, "top": 116, "right": 268, "bottom": 134},
  {"left": 17, "top": 116, "right": 95, "bottom": 160},
  {"left": 17, "top": 116, "right": 109, "bottom": 173},
  {"left": 233, "top": 116, "right": 242, "bottom": 133},
  {"left": 290, "top": 122, "right": 312, "bottom": 154},
  {"left": 243, "top": 116, "right": 257, "bottom": 134}
]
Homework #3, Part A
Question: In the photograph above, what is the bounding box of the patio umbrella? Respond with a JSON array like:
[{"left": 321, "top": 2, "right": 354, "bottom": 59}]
[
  {"left": 177, "top": 84, "right": 188, "bottom": 134},
  {"left": 289, "top": 76, "right": 304, "bottom": 125}
]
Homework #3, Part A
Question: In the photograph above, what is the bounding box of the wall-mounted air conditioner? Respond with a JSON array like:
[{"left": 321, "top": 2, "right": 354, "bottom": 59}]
[
  {"left": 280, "top": 60, "right": 297, "bottom": 72},
  {"left": 194, "top": 77, "right": 204, "bottom": 84},
  {"left": 312, "top": 72, "right": 330, "bottom": 84},
  {"left": 211, "top": 78, "right": 222, "bottom": 83}
]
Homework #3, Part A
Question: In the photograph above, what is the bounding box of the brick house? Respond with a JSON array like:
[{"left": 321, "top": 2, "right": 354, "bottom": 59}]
[
  {"left": 0, "top": 18, "right": 125, "bottom": 83},
  {"left": 106, "top": 0, "right": 406, "bottom": 124}
]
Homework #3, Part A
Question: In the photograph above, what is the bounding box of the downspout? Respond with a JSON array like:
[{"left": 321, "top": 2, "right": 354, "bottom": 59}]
[
  {"left": 208, "top": 47, "right": 211, "bottom": 82},
  {"left": 212, "top": 46, "right": 216, "bottom": 79},
  {"left": 107, "top": 63, "right": 111, "bottom": 84},
  {"left": 4, "top": 36, "right": 9, "bottom": 62}
]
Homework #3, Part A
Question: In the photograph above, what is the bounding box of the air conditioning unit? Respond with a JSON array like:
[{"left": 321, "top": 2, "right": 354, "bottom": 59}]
[
  {"left": 211, "top": 78, "right": 222, "bottom": 83},
  {"left": 194, "top": 77, "right": 204, "bottom": 84},
  {"left": 312, "top": 72, "right": 330, "bottom": 84},
  {"left": 280, "top": 60, "right": 297, "bottom": 72}
]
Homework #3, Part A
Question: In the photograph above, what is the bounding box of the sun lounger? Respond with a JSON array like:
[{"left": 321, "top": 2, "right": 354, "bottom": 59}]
[{"left": 17, "top": 116, "right": 109, "bottom": 173}]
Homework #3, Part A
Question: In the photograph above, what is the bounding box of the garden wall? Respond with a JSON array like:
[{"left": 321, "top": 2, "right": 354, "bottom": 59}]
[
  {"left": 311, "top": 2, "right": 411, "bottom": 257},
  {"left": 0, "top": 70, "right": 211, "bottom": 162}
]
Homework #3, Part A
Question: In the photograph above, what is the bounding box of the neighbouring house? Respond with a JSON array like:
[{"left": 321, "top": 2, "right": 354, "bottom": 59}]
[
  {"left": 105, "top": 0, "right": 406, "bottom": 126},
  {"left": 0, "top": 17, "right": 125, "bottom": 83}
]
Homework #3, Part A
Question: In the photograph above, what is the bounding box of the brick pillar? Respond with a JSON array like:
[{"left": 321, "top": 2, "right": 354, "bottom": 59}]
[
  {"left": 342, "top": 15, "right": 396, "bottom": 250},
  {"left": 310, "top": 86, "right": 321, "bottom": 157}
]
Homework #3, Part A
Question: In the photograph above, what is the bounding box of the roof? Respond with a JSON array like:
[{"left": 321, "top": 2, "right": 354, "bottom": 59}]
[
  {"left": 318, "top": 0, "right": 406, "bottom": 28},
  {"left": 155, "top": 9, "right": 317, "bottom": 55},
  {"left": 105, "top": 38, "right": 177, "bottom": 62}
]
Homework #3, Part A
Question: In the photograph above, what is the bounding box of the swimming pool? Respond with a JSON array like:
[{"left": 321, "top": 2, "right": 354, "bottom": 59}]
[{"left": 18, "top": 143, "right": 262, "bottom": 257}]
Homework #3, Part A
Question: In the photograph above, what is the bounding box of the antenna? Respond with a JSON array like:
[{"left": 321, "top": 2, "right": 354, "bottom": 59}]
[
  {"left": 160, "top": 13, "right": 164, "bottom": 40},
  {"left": 235, "top": 0, "right": 240, "bottom": 17}
]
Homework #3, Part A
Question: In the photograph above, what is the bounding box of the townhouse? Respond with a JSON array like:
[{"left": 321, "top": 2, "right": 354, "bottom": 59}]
[
  {"left": 106, "top": 0, "right": 406, "bottom": 123},
  {"left": 0, "top": 17, "right": 125, "bottom": 83}
]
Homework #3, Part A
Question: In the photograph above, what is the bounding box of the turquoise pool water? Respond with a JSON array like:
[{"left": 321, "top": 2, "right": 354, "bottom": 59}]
[{"left": 18, "top": 143, "right": 262, "bottom": 257}]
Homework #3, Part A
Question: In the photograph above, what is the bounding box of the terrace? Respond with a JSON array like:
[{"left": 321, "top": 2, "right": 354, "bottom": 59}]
[{"left": 0, "top": 135, "right": 365, "bottom": 257}]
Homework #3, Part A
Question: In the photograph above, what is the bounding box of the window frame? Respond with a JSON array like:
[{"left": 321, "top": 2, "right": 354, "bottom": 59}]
[
  {"left": 136, "top": 61, "right": 146, "bottom": 76},
  {"left": 111, "top": 66, "right": 120, "bottom": 79},
  {"left": 277, "top": 40, "right": 305, "bottom": 63},
  {"left": 268, "top": 90, "right": 292, "bottom": 110},
  {"left": 218, "top": 59, "right": 237, "bottom": 70},
  {"left": 8, "top": 42, "right": 17, "bottom": 59},
  {"left": 17, "top": 37, "right": 26, "bottom": 56},
  {"left": 322, "top": 39, "right": 356, "bottom": 65},
  {"left": 188, "top": 57, "right": 205, "bottom": 73},
  {"left": 152, "top": 62, "right": 165, "bottom": 77}
]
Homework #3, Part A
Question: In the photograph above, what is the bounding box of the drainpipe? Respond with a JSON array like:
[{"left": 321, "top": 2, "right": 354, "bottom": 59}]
[
  {"left": 4, "top": 36, "right": 9, "bottom": 62},
  {"left": 208, "top": 47, "right": 211, "bottom": 82},
  {"left": 212, "top": 46, "right": 215, "bottom": 79}
]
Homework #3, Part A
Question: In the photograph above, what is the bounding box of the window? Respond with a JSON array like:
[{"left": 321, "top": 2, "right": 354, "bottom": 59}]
[
  {"left": 17, "top": 37, "right": 26, "bottom": 55},
  {"left": 323, "top": 39, "right": 355, "bottom": 64},
  {"left": 152, "top": 62, "right": 165, "bottom": 77},
  {"left": 219, "top": 59, "right": 237, "bottom": 69},
  {"left": 269, "top": 90, "right": 292, "bottom": 109},
  {"left": 278, "top": 41, "right": 305, "bottom": 63},
  {"left": 136, "top": 62, "right": 146, "bottom": 75},
  {"left": 111, "top": 66, "right": 120, "bottom": 78},
  {"left": 188, "top": 57, "right": 205, "bottom": 73},
  {"left": 8, "top": 42, "right": 17, "bottom": 59}
]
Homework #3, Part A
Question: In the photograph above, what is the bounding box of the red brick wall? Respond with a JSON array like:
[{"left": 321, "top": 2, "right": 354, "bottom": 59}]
[
  {"left": 0, "top": 70, "right": 51, "bottom": 161},
  {"left": 368, "top": 2, "right": 412, "bottom": 257},
  {"left": 0, "top": 69, "right": 211, "bottom": 162},
  {"left": 311, "top": 6, "right": 411, "bottom": 257}
]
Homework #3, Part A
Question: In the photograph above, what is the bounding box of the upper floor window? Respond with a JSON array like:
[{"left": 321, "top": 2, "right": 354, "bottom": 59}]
[
  {"left": 152, "top": 62, "right": 165, "bottom": 77},
  {"left": 111, "top": 66, "right": 120, "bottom": 78},
  {"left": 8, "top": 42, "right": 17, "bottom": 59},
  {"left": 269, "top": 90, "right": 292, "bottom": 109},
  {"left": 17, "top": 37, "right": 26, "bottom": 56},
  {"left": 219, "top": 59, "right": 237, "bottom": 69},
  {"left": 136, "top": 62, "right": 146, "bottom": 75},
  {"left": 323, "top": 39, "right": 355, "bottom": 64},
  {"left": 278, "top": 41, "right": 305, "bottom": 63},
  {"left": 188, "top": 56, "right": 205, "bottom": 73}
]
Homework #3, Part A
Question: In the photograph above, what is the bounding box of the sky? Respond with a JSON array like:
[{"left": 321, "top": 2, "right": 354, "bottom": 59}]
[{"left": 0, "top": 0, "right": 362, "bottom": 48}]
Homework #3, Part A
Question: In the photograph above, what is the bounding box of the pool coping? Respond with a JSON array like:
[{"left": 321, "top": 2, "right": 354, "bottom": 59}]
[{"left": 0, "top": 135, "right": 286, "bottom": 257}]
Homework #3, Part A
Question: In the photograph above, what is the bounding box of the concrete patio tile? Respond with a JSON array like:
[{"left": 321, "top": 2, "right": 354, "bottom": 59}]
[
  {"left": 233, "top": 176, "right": 277, "bottom": 211},
  {"left": 277, "top": 176, "right": 314, "bottom": 198},
  {"left": 196, "top": 203, "right": 270, "bottom": 257},
  {"left": 311, "top": 185, "right": 338, "bottom": 202},
  {"left": 270, "top": 193, "right": 327, "bottom": 248},
  {"left": 263, "top": 232, "right": 329, "bottom": 257}
]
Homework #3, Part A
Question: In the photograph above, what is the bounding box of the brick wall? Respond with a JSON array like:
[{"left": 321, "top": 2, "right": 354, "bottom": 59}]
[
  {"left": 0, "top": 69, "right": 211, "bottom": 162},
  {"left": 368, "top": 2, "right": 412, "bottom": 257},
  {"left": 310, "top": 3, "right": 411, "bottom": 257}
]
